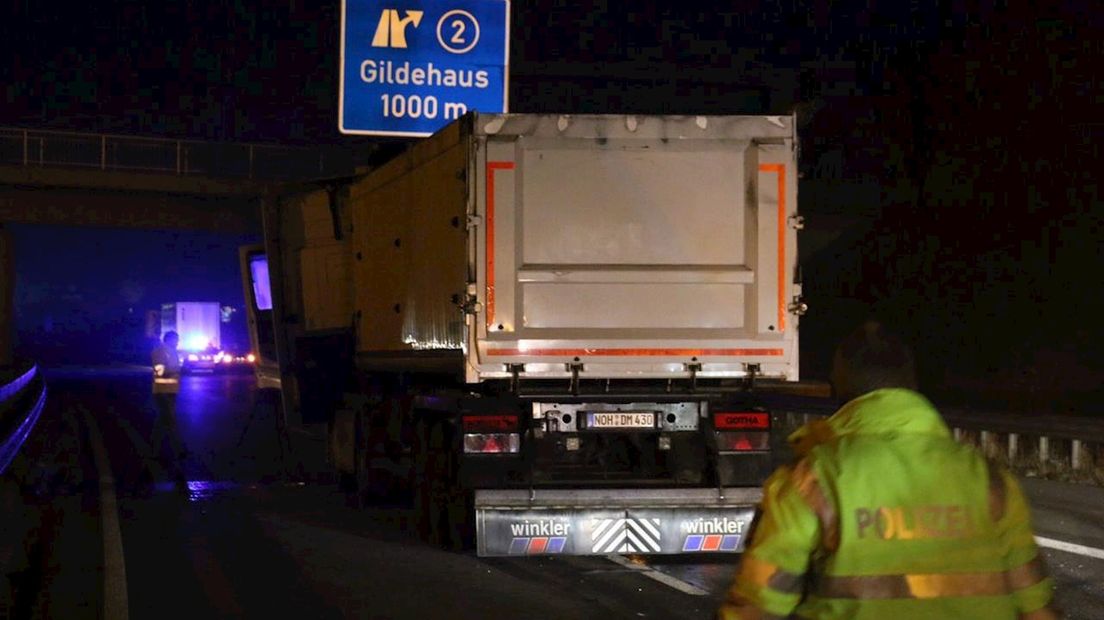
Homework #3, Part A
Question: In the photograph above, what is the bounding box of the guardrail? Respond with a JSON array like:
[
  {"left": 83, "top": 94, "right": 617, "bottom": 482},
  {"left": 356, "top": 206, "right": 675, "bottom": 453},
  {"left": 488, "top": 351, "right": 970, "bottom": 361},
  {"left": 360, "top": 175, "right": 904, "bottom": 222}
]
[
  {"left": 767, "top": 393, "right": 1104, "bottom": 485},
  {"left": 0, "top": 127, "right": 358, "bottom": 181},
  {"left": 0, "top": 363, "right": 48, "bottom": 476}
]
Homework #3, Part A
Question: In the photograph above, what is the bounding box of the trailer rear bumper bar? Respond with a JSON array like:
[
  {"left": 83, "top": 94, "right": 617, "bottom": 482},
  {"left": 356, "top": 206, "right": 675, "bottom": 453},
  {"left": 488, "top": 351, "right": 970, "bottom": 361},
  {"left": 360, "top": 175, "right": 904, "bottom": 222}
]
[{"left": 475, "top": 487, "right": 762, "bottom": 556}]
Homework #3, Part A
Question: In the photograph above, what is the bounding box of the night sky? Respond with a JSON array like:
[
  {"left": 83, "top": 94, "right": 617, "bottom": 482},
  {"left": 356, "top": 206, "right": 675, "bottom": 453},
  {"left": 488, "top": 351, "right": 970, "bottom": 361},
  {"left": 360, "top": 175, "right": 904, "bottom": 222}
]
[
  {"left": 11, "top": 224, "right": 257, "bottom": 365},
  {"left": 2, "top": 2, "right": 1101, "bottom": 407}
]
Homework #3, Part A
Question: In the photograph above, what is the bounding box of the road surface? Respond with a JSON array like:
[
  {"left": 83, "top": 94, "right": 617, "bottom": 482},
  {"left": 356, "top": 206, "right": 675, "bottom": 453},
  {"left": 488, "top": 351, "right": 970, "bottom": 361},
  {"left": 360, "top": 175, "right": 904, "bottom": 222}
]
[{"left": 2, "top": 367, "right": 1100, "bottom": 618}]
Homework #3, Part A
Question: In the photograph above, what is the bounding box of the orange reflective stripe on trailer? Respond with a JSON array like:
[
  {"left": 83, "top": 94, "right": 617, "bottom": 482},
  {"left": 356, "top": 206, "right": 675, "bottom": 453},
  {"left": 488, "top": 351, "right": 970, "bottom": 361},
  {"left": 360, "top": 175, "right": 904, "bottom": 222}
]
[
  {"left": 758, "top": 163, "right": 787, "bottom": 332},
  {"left": 485, "top": 161, "right": 514, "bottom": 329},
  {"left": 484, "top": 348, "right": 786, "bottom": 357}
]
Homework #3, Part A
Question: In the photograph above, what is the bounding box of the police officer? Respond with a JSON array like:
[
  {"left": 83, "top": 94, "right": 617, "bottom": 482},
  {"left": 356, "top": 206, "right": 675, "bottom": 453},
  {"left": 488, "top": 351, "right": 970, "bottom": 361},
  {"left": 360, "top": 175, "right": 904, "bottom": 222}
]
[
  {"left": 151, "top": 330, "right": 188, "bottom": 488},
  {"left": 718, "top": 322, "right": 1058, "bottom": 619}
]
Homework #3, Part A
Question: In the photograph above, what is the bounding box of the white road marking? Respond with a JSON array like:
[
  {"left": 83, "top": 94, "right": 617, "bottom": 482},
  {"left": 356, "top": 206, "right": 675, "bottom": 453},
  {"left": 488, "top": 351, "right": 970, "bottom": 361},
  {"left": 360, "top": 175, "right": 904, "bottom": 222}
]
[
  {"left": 1036, "top": 536, "right": 1104, "bottom": 561},
  {"left": 605, "top": 554, "right": 708, "bottom": 596},
  {"left": 82, "top": 410, "right": 130, "bottom": 620}
]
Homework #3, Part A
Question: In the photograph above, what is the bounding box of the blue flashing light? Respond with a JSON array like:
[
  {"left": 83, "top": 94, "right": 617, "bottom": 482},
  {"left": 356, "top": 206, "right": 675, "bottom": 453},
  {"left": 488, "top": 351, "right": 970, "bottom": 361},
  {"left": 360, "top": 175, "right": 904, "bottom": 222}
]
[
  {"left": 184, "top": 333, "right": 210, "bottom": 351},
  {"left": 250, "top": 255, "right": 273, "bottom": 311}
]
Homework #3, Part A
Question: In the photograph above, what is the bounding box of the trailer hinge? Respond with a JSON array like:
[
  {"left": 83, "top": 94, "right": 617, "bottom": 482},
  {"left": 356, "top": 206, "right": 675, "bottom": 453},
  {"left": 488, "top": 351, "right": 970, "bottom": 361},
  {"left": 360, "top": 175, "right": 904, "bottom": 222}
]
[
  {"left": 508, "top": 364, "right": 524, "bottom": 394},
  {"left": 743, "top": 364, "right": 760, "bottom": 391},
  {"left": 452, "top": 293, "right": 483, "bottom": 315},
  {"left": 788, "top": 296, "right": 808, "bottom": 317},
  {"left": 567, "top": 362, "right": 584, "bottom": 396},
  {"left": 686, "top": 362, "right": 702, "bottom": 391},
  {"left": 789, "top": 214, "right": 805, "bottom": 230}
]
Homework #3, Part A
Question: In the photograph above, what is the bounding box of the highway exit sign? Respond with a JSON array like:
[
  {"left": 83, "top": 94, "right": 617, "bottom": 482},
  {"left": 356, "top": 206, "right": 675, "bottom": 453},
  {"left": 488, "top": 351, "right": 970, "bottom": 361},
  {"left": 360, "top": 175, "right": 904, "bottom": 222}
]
[{"left": 339, "top": 0, "right": 510, "bottom": 137}]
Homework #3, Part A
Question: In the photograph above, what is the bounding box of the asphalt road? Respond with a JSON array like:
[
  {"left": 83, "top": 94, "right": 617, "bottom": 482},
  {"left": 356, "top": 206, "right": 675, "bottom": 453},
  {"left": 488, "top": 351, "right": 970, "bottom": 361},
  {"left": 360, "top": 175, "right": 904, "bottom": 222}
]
[{"left": 2, "top": 367, "right": 1102, "bottom": 619}]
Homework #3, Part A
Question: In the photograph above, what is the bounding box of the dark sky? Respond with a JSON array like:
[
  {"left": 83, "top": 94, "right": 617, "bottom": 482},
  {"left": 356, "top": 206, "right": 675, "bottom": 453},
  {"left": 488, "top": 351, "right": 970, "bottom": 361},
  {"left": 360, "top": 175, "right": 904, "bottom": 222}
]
[
  {"left": 2, "top": 2, "right": 1102, "bottom": 397},
  {"left": 12, "top": 224, "right": 258, "bottom": 363},
  {"left": 4, "top": 2, "right": 1090, "bottom": 142},
  {"left": 12, "top": 225, "right": 256, "bottom": 320}
]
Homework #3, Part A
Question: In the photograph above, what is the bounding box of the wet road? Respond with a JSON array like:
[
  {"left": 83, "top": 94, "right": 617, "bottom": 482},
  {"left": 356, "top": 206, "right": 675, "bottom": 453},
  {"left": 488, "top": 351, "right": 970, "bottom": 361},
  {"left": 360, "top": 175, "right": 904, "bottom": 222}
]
[{"left": 3, "top": 367, "right": 1103, "bottom": 619}]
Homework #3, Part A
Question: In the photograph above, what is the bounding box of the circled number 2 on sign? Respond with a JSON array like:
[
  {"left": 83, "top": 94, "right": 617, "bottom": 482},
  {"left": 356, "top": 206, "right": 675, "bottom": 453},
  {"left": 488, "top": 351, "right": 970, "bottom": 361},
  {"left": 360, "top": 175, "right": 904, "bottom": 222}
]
[
  {"left": 437, "top": 10, "right": 480, "bottom": 54},
  {"left": 380, "top": 94, "right": 468, "bottom": 120}
]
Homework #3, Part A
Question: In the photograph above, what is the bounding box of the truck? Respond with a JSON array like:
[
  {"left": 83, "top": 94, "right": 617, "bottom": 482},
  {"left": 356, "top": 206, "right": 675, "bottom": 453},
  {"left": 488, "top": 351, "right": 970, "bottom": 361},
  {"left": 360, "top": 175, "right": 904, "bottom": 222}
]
[
  {"left": 160, "top": 301, "right": 252, "bottom": 372},
  {"left": 160, "top": 301, "right": 221, "bottom": 352},
  {"left": 241, "top": 113, "right": 803, "bottom": 555}
]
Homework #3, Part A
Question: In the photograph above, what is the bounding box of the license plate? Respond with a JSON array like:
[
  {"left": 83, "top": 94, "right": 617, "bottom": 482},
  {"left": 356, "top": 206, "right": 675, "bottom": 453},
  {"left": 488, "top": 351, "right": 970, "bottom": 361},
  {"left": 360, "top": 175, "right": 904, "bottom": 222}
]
[{"left": 586, "top": 412, "right": 656, "bottom": 429}]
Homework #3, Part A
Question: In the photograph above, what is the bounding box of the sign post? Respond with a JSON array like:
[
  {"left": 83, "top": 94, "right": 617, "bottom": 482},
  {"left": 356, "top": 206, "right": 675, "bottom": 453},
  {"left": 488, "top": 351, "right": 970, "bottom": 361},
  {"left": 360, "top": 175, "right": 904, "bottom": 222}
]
[{"left": 339, "top": 0, "right": 510, "bottom": 137}]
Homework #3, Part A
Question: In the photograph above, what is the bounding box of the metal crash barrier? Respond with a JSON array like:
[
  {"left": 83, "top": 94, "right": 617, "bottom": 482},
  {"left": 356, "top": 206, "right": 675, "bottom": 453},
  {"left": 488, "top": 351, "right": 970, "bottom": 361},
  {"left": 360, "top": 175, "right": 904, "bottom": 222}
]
[
  {"left": 0, "top": 362, "right": 48, "bottom": 475},
  {"left": 766, "top": 394, "right": 1104, "bottom": 486}
]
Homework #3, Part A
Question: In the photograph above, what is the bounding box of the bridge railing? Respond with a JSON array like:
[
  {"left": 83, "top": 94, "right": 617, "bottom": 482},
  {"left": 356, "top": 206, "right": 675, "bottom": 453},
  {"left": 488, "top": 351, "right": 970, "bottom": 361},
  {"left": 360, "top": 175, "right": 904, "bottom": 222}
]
[
  {"left": 0, "top": 362, "right": 48, "bottom": 476},
  {"left": 0, "top": 127, "right": 357, "bottom": 181}
]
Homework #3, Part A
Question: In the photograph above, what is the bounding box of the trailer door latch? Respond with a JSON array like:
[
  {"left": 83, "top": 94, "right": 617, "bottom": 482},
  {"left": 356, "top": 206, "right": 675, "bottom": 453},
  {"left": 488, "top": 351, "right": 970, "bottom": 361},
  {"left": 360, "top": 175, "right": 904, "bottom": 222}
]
[
  {"left": 788, "top": 296, "right": 808, "bottom": 317},
  {"left": 454, "top": 293, "right": 483, "bottom": 315}
]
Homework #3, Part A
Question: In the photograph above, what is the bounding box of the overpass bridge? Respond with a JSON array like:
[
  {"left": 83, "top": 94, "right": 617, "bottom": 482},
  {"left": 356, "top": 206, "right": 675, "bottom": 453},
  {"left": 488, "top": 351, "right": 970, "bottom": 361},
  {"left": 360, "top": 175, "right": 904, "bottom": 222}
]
[
  {"left": 0, "top": 127, "right": 373, "bottom": 232},
  {"left": 0, "top": 126, "right": 380, "bottom": 365}
]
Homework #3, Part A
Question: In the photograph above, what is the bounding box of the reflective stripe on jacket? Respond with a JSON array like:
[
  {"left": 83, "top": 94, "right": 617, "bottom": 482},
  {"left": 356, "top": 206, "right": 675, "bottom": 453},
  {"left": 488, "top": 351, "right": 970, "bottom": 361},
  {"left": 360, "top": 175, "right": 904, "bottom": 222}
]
[
  {"left": 151, "top": 345, "right": 181, "bottom": 394},
  {"left": 719, "top": 388, "right": 1054, "bottom": 620}
]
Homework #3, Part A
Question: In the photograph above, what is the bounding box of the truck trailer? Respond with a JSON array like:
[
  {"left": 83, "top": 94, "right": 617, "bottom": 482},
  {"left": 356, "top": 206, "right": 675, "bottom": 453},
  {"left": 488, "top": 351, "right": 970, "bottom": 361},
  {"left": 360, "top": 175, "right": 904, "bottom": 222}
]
[
  {"left": 242, "top": 113, "right": 803, "bottom": 555},
  {"left": 160, "top": 301, "right": 221, "bottom": 352}
]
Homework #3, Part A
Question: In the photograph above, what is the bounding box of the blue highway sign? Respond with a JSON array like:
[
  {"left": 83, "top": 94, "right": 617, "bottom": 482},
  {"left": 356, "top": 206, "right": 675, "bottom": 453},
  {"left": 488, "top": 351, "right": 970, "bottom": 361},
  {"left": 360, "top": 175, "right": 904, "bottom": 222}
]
[{"left": 339, "top": 0, "right": 510, "bottom": 136}]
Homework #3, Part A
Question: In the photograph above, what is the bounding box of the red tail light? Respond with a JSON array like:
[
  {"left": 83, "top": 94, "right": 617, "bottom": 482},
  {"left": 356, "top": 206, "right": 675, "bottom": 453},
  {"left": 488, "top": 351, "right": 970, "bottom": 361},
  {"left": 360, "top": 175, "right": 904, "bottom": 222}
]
[
  {"left": 463, "top": 433, "right": 521, "bottom": 454},
  {"left": 462, "top": 414, "right": 519, "bottom": 432},
  {"left": 716, "top": 431, "right": 770, "bottom": 452},
  {"left": 714, "top": 412, "right": 770, "bottom": 430}
]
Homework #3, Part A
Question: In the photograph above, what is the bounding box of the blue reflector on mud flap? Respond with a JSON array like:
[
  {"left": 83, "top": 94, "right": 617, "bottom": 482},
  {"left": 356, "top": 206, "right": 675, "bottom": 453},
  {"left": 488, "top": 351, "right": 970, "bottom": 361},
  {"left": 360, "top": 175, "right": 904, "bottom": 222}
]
[{"left": 508, "top": 538, "right": 528, "bottom": 554}]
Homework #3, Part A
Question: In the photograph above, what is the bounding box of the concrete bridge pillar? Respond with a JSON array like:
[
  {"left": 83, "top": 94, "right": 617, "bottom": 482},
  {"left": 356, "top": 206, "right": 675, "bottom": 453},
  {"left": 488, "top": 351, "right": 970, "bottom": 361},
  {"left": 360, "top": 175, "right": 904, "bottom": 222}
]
[{"left": 0, "top": 225, "right": 13, "bottom": 367}]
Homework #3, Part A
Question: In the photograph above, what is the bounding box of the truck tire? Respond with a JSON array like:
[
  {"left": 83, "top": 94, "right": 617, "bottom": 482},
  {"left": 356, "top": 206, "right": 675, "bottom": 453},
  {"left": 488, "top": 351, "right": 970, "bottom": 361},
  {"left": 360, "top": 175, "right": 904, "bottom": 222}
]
[{"left": 413, "top": 415, "right": 473, "bottom": 551}]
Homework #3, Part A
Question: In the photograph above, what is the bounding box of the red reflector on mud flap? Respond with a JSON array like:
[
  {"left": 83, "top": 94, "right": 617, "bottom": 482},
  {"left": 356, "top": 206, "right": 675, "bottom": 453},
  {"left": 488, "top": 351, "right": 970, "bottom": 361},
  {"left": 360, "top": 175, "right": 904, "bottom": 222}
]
[
  {"left": 462, "top": 415, "right": 519, "bottom": 432},
  {"left": 714, "top": 412, "right": 770, "bottom": 430}
]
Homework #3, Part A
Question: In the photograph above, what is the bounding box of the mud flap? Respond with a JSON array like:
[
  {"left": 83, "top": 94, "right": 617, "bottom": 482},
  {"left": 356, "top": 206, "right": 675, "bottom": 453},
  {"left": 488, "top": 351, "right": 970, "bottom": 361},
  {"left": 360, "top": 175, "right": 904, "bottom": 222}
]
[{"left": 475, "top": 488, "right": 761, "bottom": 556}]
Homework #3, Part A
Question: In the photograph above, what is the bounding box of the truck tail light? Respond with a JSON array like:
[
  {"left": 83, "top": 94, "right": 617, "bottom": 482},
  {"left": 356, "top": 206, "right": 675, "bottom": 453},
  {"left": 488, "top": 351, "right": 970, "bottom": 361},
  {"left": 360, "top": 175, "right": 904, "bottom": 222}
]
[
  {"left": 462, "top": 415, "right": 521, "bottom": 454},
  {"left": 463, "top": 433, "right": 521, "bottom": 454},
  {"left": 462, "top": 414, "right": 519, "bottom": 432},
  {"left": 716, "top": 431, "right": 770, "bottom": 452}
]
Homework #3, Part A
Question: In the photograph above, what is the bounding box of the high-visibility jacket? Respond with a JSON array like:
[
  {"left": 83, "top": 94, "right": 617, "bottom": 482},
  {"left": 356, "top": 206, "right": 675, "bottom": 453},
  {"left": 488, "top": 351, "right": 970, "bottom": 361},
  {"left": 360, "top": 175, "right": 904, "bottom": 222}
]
[
  {"left": 719, "top": 388, "right": 1055, "bottom": 619},
  {"left": 151, "top": 344, "right": 181, "bottom": 395}
]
